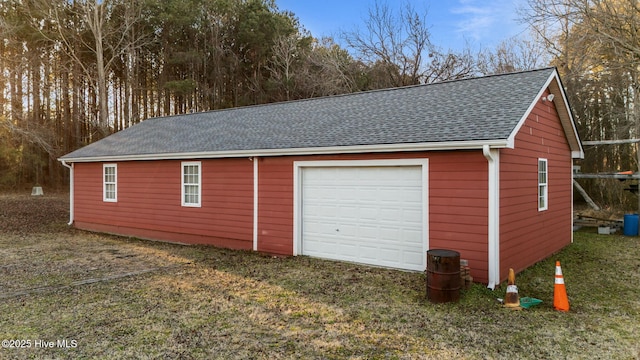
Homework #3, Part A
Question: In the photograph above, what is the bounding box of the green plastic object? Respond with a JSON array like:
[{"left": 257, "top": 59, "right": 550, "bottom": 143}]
[{"left": 519, "top": 297, "right": 543, "bottom": 309}]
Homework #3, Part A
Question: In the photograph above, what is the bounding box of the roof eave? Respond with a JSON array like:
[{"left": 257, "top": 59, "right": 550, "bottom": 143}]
[
  {"left": 57, "top": 139, "right": 509, "bottom": 163},
  {"left": 506, "top": 68, "right": 584, "bottom": 158},
  {"left": 572, "top": 150, "right": 585, "bottom": 159}
]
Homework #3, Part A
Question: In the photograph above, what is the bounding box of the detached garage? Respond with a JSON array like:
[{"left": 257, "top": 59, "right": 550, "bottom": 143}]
[{"left": 59, "top": 68, "right": 583, "bottom": 288}]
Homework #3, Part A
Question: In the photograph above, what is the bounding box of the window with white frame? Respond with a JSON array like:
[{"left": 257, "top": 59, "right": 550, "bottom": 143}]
[
  {"left": 103, "top": 164, "right": 117, "bottom": 202},
  {"left": 182, "top": 161, "right": 201, "bottom": 207},
  {"left": 538, "top": 158, "right": 548, "bottom": 211}
]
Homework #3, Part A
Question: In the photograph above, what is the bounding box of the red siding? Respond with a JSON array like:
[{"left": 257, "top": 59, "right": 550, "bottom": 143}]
[
  {"left": 257, "top": 151, "right": 490, "bottom": 282},
  {"left": 71, "top": 114, "right": 574, "bottom": 285},
  {"left": 499, "top": 91, "right": 573, "bottom": 281},
  {"left": 73, "top": 151, "right": 491, "bottom": 281},
  {"left": 74, "top": 159, "right": 254, "bottom": 249},
  {"left": 429, "top": 151, "right": 489, "bottom": 282},
  {"left": 257, "top": 157, "right": 295, "bottom": 255}
]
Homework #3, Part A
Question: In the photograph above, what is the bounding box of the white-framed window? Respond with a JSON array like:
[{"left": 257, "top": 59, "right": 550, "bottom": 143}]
[
  {"left": 182, "top": 161, "right": 201, "bottom": 207},
  {"left": 538, "top": 158, "right": 548, "bottom": 211},
  {"left": 103, "top": 164, "right": 117, "bottom": 202}
]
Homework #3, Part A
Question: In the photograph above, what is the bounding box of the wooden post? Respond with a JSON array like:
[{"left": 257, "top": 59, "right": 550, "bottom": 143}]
[{"left": 573, "top": 180, "right": 600, "bottom": 211}]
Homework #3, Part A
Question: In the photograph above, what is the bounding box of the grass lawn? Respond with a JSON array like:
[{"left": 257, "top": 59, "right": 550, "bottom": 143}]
[{"left": 0, "top": 194, "right": 639, "bottom": 359}]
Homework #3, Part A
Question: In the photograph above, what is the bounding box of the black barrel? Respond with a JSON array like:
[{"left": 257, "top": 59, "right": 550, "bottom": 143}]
[{"left": 426, "top": 249, "right": 461, "bottom": 303}]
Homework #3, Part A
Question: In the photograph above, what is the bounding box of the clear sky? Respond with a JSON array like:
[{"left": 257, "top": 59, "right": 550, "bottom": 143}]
[{"left": 275, "top": 0, "right": 529, "bottom": 52}]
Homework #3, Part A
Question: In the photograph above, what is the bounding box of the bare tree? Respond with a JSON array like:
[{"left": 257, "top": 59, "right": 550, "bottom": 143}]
[
  {"left": 267, "top": 34, "right": 300, "bottom": 101},
  {"left": 342, "top": 1, "right": 477, "bottom": 87},
  {"left": 299, "top": 37, "right": 359, "bottom": 97},
  {"left": 342, "top": 1, "right": 427, "bottom": 86},
  {"left": 477, "top": 35, "right": 550, "bottom": 75}
]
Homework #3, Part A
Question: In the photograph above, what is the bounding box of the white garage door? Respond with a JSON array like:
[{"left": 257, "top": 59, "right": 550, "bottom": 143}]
[{"left": 300, "top": 165, "right": 426, "bottom": 271}]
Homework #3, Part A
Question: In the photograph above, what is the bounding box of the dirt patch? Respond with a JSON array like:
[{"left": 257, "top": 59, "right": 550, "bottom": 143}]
[
  {"left": 0, "top": 193, "right": 192, "bottom": 295},
  {"left": 0, "top": 193, "right": 70, "bottom": 234}
]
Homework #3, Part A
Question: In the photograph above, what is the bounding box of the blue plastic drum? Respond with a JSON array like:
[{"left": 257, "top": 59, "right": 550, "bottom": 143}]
[{"left": 623, "top": 214, "right": 638, "bottom": 236}]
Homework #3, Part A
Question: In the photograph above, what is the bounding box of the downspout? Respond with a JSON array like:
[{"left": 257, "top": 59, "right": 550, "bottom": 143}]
[
  {"left": 60, "top": 160, "right": 74, "bottom": 226},
  {"left": 483, "top": 145, "right": 500, "bottom": 290},
  {"left": 253, "top": 156, "right": 259, "bottom": 251}
]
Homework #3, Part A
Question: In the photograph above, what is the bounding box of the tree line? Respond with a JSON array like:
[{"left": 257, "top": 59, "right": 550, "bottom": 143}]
[
  {"left": 522, "top": 0, "right": 640, "bottom": 209},
  {"left": 1, "top": 0, "right": 638, "bottom": 210}
]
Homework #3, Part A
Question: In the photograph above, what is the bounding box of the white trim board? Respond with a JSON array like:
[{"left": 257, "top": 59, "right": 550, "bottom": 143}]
[
  {"left": 253, "top": 157, "right": 259, "bottom": 251},
  {"left": 59, "top": 140, "right": 506, "bottom": 163}
]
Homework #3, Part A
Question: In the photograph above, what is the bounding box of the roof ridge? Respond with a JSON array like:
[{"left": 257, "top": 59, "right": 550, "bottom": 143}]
[
  {"left": 61, "top": 66, "right": 565, "bottom": 161},
  {"left": 153, "top": 67, "right": 557, "bottom": 120}
]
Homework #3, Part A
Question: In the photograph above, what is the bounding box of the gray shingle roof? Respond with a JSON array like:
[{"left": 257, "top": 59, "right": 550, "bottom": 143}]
[{"left": 60, "top": 68, "right": 558, "bottom": 161}]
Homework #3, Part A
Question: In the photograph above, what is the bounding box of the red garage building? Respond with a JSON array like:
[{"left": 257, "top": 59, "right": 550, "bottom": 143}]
[{"left": 59, "top": 68, "right": 583, "bottom": 288}]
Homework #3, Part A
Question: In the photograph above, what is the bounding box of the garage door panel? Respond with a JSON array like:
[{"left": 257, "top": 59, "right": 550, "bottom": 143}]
[
  {"left": 306, "top": 206, "right": 336, "bottom": 217},
  {"left": 304, "top": 238, "right": 335, "bottom": 254},
  {"left": 404, "top": 252, "right": 424, "bottom": 266},
  {"left": 359, "top": 207, "right": 379, "bottom": 220},
  {"left": 403, "top": 209, "right": 423, "bottom": 223},
  {"left": 379, "top": 208, "right": 403, "bottom": 221},
  {"left": 379, "top": 248, "right": 401, "bottom": 262},
  {"left": 339, "top": 224, "right": 358, "bottom": 237},
  {"left": 337, "top": 206, "right": 359, "bottom": 219},
  {"left": 403, "top": 229, "right": 423, "bottom": 243},
  {"left": 359, "top": 188, "right": 381, "bottom": 199},
  {"left": 301, "top": 165, "right": 426, "bottom": 271},
  {"left": 402, "top": 192, "right": 423, "bottom": 203},
  {"left": 358, "top": 226, "right": 380, "bottom": 240},
  {"left": 379, "top": 227, "right": 400, "bottom": 241}
]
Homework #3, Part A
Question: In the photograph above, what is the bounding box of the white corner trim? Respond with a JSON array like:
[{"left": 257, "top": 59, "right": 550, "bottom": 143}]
[
  {"left": 292, "top": 158, "right": 430, "bottom": 261},
  {"left": 253, "top": 157, "right": 259, "bottom": 251},
  {"left": 292, "top": 162, "right": 301, "bottom": 256},
  {"left": 483, "top": 145, "right": 500, "bottom": 290},
  {"left": 570, "top": 162, "right": 575, "bottom": 244},
  {"left": 61, "top": 160, "right": 74, "bottom": 225}
]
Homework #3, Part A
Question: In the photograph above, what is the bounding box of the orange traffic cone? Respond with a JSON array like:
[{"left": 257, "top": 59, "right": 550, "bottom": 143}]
[
  {"left": 553, "top": 261, "right": 570, "bottom": 312},
  {"left": 504, "top": 268, "right": 520, "bottom": 309}
]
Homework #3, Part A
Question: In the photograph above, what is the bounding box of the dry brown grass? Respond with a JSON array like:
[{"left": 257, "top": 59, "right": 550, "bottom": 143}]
[{"left": 0, "top": 194, "right": 639, "bottom": 359}]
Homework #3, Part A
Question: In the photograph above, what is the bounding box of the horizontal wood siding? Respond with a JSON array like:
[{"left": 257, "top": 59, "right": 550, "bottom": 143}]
[
  {"left": 499, "top": 92, "right": 573, "bottom": 281},
  {"left": 257, "top": 157, "right": 295, "bottom": 255},
  {"left": 74, "top": 151, "right": 490, "bottom": 281},
  {"left": 429, "top": 151, "right": 489, "bottom": 283},
  {"left": 258, "top": 152, "right": 489, "bottom": 282},
  {"left": 74, "top": 159, "right": 254, "bottom": 248}
]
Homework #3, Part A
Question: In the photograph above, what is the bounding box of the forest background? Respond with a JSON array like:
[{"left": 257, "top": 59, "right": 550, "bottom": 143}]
[{"left": 1, "top": 0, "right": 639, "bottom": 210}]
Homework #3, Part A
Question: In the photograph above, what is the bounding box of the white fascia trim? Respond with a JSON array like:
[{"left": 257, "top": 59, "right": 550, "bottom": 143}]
[
  {"left": 253, "top": 156, "right": 259, "bottom": 251},
  {"left": 552, "top": 71, "right": 585, "bottom": 159},
  {"left": 57, "top": 140, "right": 507, "bottom": 163},
  {"left": 506, "top": 75, "right": 553, "bottom": 149},
  {"left": 483, "top": 145, "right": 500, "bottom": 290},
  {"left": 61, "top": 160, "right": 74, "bottom": 225},
  {"left": 292, "top": 158, "right": 430, "bottom": 262},
  {"left": 506, "top": 70, "right": 584, "bottom": 159}
]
